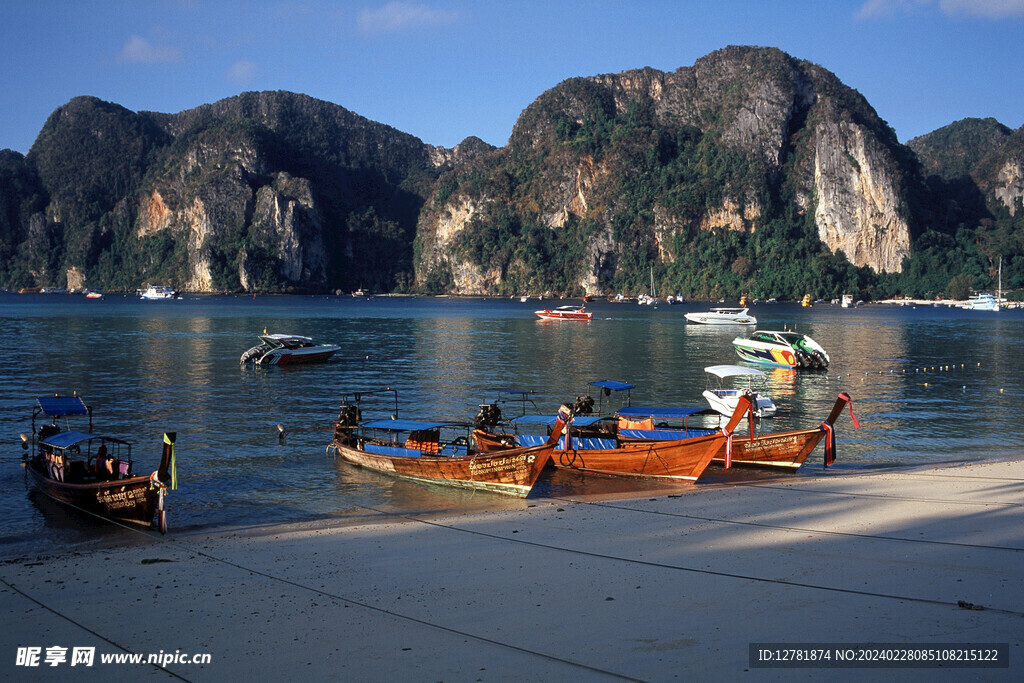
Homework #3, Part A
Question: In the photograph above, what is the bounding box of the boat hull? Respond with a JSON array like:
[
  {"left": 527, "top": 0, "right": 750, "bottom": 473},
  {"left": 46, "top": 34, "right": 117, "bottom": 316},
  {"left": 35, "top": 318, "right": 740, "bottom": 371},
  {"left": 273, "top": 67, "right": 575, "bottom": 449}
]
[
  {"left": 732, "top": 340, "right": 798, "bottom": 368},
  {"left": 684, "top": 309, "right": 756, "bottom": 325},
  {"left": 535, "top": 310, "right": 592, "bottom": 320},
  {"left": 703, "top": 389, "right": 776, "bottom": 418},
  {"left": 710, "top": 427, "right": 825, "bottom": 469},
  {"left": 330, "top": 440, "right": 555, "bottom": 496},
  {"left": 26, "top": 462, "right": 159, "bottom": 527},
  {"left": 548, "top": 434, "right": 724, "bottom": 480},
  {"left": 257, "top": 346, "right": 341, "bottom": 365}
]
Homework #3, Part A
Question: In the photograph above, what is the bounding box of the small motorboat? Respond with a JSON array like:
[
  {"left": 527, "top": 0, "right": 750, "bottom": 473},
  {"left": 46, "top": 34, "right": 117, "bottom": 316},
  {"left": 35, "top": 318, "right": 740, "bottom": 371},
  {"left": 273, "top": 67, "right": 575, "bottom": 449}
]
[
  {"left": 732, "top": 330, "right": 829, "bottom": 369},
  {"left": 535, "top": 305, "right": 593, "bottom": 321},
  {"left": 20, "top": 394, "right": 177, "bottom": 532},
  {"left": 240, "top": 333, "right": 341, "bottom": 365},
  {"left": 702, "top": 365, "right": 776, "bottom": 418},
  {"left": 684, "top": 307, "right": 757, "bottom": 325}
]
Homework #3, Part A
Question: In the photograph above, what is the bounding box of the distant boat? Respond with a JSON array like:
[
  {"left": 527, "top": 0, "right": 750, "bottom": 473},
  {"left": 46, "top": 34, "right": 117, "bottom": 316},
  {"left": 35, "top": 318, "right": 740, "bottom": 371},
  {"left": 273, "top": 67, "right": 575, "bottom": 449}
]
[
  {"left": 240, "top": 333, "right": 341, "bottom": 365},
  {"left": 841, "top": 294, "right": 853, "bottom": 308},
  {"left": 684, "top": 307, "right": 757, "bottom": 325},
  {"left": 535, "top": 305, "right": 592, "bottom": 321},
  {"left": 138, "top": 285, "right": 178, "bottom": 300}
]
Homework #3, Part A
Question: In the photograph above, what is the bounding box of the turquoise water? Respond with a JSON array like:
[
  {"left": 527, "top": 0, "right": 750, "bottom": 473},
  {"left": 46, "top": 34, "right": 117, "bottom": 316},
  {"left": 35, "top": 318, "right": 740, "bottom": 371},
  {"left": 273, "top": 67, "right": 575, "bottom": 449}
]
[{"left": 1, "top": 294, "right": 1022, "bottom": 555}]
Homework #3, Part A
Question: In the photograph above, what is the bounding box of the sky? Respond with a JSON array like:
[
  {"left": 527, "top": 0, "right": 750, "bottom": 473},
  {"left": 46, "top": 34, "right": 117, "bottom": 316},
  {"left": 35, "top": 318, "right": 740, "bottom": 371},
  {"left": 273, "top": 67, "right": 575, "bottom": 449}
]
[{"left": 1, "top": 0, "right": 1023, "bottom": 156}]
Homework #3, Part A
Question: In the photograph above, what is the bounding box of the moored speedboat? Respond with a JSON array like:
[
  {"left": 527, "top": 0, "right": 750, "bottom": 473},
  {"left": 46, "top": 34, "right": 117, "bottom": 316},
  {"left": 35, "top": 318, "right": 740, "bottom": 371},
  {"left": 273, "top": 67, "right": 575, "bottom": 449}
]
[
  {"left": 684, "top": 307, "right": 757, "bottom": 325},
  {"left": 535, "top": 305, "right": 593, "bottom": 321},
  {"left": 702, "top": 365, "right": 777, "bottom": 417},
  {"left": 732, "top": 330, "right": 829, "bottom": 369},
  {"left": 20, "top": 394, "right": 178, "bottom": 532},
  {"left": 240, "top": 333, "right": 341, "bottom": 365}
]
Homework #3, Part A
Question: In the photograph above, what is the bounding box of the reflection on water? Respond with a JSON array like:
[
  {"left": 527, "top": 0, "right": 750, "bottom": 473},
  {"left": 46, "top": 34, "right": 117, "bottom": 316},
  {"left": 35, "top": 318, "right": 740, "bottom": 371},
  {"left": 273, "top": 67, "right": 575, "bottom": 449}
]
[{"left": 1, "top": 294, "right": 1022, "bottom": 556}]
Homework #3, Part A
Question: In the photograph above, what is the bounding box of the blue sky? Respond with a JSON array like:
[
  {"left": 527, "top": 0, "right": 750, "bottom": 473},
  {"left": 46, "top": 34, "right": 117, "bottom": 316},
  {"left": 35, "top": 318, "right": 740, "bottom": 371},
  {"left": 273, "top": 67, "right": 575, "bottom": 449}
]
[{"left": 2, "top": 0, "right": 1022, "bottom": 155}]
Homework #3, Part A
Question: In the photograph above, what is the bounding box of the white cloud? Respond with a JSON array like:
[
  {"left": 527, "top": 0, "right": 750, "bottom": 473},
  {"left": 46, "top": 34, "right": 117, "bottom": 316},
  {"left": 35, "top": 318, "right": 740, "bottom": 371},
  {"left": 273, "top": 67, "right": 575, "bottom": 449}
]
[
  {"left": 856, "top": 0, "right": 1024, "bottom": 20},
  {"left": 227, "top": 60, "right": 257, "bottom": 83},
  {"left": 117, "top": 35, "right": 182, "bottom": 63},
  {"left": 357, "top": 2, "right": 458, "bottom": 33}
]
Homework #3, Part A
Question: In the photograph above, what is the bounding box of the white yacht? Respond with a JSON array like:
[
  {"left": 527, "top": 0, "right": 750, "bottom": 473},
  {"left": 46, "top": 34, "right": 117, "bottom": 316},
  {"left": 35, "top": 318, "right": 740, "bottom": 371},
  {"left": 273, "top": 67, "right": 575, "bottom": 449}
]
[{"left": 684, "top": 307, "right": 756, "bottom": 325}]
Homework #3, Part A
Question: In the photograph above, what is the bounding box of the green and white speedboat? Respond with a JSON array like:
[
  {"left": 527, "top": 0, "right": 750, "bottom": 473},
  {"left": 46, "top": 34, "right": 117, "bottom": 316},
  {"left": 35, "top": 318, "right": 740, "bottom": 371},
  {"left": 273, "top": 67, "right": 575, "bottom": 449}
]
[{"left": 732, "top": 330, "right": 829, "bottom": 369}]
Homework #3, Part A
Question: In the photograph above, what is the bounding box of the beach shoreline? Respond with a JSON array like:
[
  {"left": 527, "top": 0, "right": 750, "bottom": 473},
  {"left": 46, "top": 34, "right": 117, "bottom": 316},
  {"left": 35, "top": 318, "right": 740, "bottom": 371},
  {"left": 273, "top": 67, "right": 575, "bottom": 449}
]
[{"left": 3, "top": 458, "right": 1022, "bottom": 679}]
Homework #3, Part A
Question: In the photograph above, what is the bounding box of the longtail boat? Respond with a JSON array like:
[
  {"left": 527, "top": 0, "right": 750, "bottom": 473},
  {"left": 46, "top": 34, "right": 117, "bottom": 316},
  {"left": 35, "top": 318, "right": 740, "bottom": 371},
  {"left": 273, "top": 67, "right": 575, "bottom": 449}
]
[
  {"left": 618, "top": 393, "right": 859, "bottom": 469},
  {"left": 475, "top": 396, "right": 754, "bottom": 481},
  {"left": 329, "top": 393, "right": 573, "bottom": 497},
  {"left": 20, "top": 394, "right": 178, "bottom": 533}
]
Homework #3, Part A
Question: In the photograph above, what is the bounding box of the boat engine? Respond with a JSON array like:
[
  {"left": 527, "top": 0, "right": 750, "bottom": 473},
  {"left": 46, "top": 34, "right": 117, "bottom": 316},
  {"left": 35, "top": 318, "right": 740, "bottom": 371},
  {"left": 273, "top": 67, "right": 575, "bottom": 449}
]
[
  {"left": 474, "top": 403, "right": 502, "bottom": 430},
  {"left": 572, "top": 395, "right": 595, "bottom": 415},
  {"left": 335, "top": 405, "right": 361, "bottom": 436}
]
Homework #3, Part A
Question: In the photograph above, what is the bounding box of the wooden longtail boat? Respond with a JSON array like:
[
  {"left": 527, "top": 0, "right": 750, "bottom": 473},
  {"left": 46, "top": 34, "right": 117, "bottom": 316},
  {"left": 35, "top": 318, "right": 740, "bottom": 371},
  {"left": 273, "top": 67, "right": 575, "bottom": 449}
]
[
  {"left": 712, "top": 392, "right": 858, "bottom": 468},
  {"left": 618, "top": 392, "right": 859, "bottom": 470},
  {"left": 20, "top": 395, "right": 178, "bottom": 533},
  {"left": 475, "top": 396, "right": 754, "bottom": 481},
  {"left": 329, "top": 399, "right": 573, "bottom": 497}
]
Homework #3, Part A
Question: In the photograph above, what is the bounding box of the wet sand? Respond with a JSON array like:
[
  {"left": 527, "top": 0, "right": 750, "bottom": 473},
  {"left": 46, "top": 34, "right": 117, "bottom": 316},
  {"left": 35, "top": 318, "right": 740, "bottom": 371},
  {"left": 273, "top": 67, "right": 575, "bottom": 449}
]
[{"left": 2, "top": 459, "right": 1022, "bottom": 680}]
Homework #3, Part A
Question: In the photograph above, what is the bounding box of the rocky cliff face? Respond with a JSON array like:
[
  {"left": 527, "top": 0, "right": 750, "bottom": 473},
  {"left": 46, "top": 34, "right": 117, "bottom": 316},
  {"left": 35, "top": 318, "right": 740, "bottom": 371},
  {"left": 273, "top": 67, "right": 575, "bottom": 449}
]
[
  {"left": 415, "top": 46, "right": 916, "bottom": 297},
  {"left": 6, "top": 52, "right": 1019, "bottom": 297},
  {"left": 800, "top": 106, "right": 911, "bottom": 272}
]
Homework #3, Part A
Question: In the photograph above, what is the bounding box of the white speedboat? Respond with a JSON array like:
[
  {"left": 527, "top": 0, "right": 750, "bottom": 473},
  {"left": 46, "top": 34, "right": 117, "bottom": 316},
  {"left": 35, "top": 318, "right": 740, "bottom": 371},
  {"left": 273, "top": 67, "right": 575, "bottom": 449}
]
[
  {"left": 702, "top": 365, "right": 776, "bottom": 418},
  {"left": 684, "top": 307, "right": 756, "bottom": 325},
  {"left": 732, "top": 330, "right": 829, "bottom": 369},
  {"left": 138, "top": 285, "right": 178, "bottom": 300},
  {"left": 240, "top": 334, "right": 341, "bottom": 365}
]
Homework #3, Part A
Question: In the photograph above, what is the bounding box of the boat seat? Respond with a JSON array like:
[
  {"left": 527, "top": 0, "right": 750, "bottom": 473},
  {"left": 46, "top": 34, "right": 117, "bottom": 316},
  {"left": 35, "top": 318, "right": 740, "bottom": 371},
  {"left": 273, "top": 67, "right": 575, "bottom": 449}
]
[{"left": 363, "top": 443, "right": 422, "bottom": 458}]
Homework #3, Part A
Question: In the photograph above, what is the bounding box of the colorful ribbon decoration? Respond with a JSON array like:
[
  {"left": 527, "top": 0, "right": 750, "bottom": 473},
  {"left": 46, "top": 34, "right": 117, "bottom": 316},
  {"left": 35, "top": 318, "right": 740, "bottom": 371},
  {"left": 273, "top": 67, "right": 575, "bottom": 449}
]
[
  {"left": 821, "top": 421, "right": 835, "bottom": 467},
  {"left": 720, "top": 427, "right": 733, "bottom": 469},
  {"left": 840, "top": 392, "right": 861, "bottom": 429}
]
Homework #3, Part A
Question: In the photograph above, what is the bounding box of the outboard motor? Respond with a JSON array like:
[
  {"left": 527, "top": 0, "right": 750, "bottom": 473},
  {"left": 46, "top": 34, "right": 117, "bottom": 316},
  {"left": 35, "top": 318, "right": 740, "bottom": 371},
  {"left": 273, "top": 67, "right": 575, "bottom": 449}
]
[
  {"left": 572, "top": 395, "right": 594, "bottom": 415},
  {"left": 38, "top": 423, "right": 60, "bottom": 442},
  {"left": 474, "top": 403, "right": 502, "bottom": 430},
  {"left": 334, "top": 404, "right": 361, "bottom": 441}
]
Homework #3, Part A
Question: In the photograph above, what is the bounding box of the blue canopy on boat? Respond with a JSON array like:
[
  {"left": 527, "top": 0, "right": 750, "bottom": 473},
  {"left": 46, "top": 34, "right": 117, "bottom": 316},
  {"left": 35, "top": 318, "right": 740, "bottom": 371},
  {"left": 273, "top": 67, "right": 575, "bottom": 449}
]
[
  {"left": 40, "top": 430, "right": 103, "bottom": 449},
  {"left": 512, "top": 414, "right": 612, "bottom": 427},
  {"left": 617, "top": 406, "right": 708, "bottom": 420},
  {"left": 36, "top": 395, "right": 89, "bottom": 417},
  {"left": 361, "top": 419, "right": 456, "bottom": 432},
  {"left": 588, "top": 380, "right": 634, "bottom": 392}
]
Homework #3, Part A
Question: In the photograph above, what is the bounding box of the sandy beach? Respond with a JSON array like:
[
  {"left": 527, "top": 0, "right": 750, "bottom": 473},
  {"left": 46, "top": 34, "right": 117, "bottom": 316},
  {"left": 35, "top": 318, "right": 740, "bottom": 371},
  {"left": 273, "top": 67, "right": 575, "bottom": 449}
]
[{"left": 3, "top": 459, "right": 1022, "bottom": 680}]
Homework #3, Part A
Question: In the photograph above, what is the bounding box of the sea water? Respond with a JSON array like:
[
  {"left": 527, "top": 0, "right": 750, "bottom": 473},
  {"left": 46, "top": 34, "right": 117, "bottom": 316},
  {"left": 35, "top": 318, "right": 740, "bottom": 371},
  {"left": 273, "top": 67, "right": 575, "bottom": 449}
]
[{"left": 1, "top": 293, "right": 1021, "bottom": 556}]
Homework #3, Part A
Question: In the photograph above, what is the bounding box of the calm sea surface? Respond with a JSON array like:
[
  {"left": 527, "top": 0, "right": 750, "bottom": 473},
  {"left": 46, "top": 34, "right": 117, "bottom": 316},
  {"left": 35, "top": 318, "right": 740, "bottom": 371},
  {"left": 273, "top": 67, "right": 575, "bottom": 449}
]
[{"left": 2, "top": 293, "right": 1022, "bottom": 556}]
